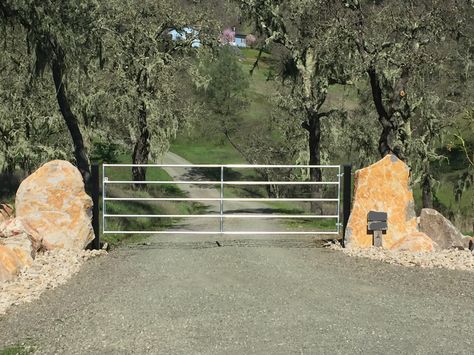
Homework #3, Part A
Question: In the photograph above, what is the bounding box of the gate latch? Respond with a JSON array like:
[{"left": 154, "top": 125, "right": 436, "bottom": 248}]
[{"left": 367, "top": 211, "right": 387, "bottom": 247}]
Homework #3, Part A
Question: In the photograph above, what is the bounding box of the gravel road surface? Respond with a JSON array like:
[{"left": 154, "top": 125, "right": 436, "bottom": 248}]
[
  {"left": 0, "top": 238, "right": 472, "bottom": 354},
  {"left": 0, "top": 153, "right": 472, "bottom": 354}
]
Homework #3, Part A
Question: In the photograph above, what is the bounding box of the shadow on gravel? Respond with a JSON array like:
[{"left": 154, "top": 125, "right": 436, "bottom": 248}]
[{"left": 127, "top": 239, "right": 338, "bottom": 250}]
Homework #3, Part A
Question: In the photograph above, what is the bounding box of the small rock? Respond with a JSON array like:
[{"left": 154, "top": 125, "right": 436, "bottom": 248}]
[
  {"left": 0, "top": 234, "right": 34, "bottom": 267},
  {"left": 419, "top": 208, "right": 471, "bottom": 250},
  {"left": 0, "top": 219, "right": 38, "bottom": 282},
  {"left": 0, "top": 217, "right": 42, "bottom": 253},
  {"left": 0, "top": 245, "right": 22, "bottom": 282}
]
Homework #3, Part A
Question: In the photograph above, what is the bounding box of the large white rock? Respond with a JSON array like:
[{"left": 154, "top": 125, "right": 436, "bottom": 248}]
[{"left": 15, "top": 160, "right": 94, "bottom": 250}]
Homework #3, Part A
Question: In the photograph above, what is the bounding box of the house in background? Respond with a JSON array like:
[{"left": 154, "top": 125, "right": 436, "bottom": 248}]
[
  {"left": 222, "top": 27, "right": 250, "bottom": 48},
  {"left": 168, "top": 26, "right": 252, "bottom": 49},
  {"left": 234, "top": 34, "right": 247, "bottom": 48},
  {"left": 168, "top": 27, "right": 201, "bottom": 47}
]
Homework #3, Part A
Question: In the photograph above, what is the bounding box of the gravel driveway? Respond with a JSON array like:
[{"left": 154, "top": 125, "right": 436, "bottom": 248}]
[
  {"left": 0, "top": 238, "right": 472, "bottom": 354},
  {"left": 0, "top": 153, "right": 472, "bottom": 354}
]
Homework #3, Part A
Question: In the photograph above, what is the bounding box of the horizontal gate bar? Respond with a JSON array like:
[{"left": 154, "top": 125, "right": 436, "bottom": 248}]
[
  {"left": 104, "top": 214, "right": 338, "bottom": 219},
  {"left": 103, "top": 163, "right": 340, "bottom": 169},
  {"left": 104, "top": 180, "right": 339, "bottom": 185},
  {"left": 104, "top": 197, "right": 339, "bottom": 202},
  {"left": 103, "top": 230, "right": 339, "bottom": 235}
]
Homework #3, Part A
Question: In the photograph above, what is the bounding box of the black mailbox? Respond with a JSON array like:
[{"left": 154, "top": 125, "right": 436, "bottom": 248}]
[{"left": 367, "top": 211, "right": 387, "bottom": 247}]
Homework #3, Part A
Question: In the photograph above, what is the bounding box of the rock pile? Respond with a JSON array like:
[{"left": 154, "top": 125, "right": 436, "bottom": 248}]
[
  {"left": 0, "top": 248, "right": 106, "bottom": 315},
  {"left": 0, "top": 160, "right": 95, "bottom": 282},
  {"left": 330, "top": 243, "right": 474, "bottom": 272}
]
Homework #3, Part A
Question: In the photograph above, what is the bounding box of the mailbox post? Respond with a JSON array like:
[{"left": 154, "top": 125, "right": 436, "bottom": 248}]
[{"left": 367, "top": 211, "right": 387, "bottom": 247}]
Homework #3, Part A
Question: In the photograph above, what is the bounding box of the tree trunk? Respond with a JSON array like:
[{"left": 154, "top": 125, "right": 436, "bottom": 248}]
[
  {"left": 420, "top": 158, "right": 433, "bottom": 208},
  {"left": 367, "top": 67, "right": 393, "bottom": 159},
  {"left": 51, "top": 58, "right": 91, "bottom": 187},
  {"left": 132, "top": 101, "right": 150, "bottom": 187},
  {"left": 378, "top": 125, "right": 392, "bottom": 158},
  {"left": 421, "top": 176, "right": 433, "bottom": 209},
  {"left": 308, "top": 115, "right": 322, "bottom": 181},
  {"left": 367, "top": 67, "right": 410, "bottom": 160},
  {"left": 307, "top": 114, "right": 323, "bottom": 214}
]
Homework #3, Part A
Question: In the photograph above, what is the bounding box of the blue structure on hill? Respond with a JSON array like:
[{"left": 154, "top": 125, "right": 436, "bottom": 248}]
[{"left": 169, "top": 28, "right": 201, "bottom": 48}]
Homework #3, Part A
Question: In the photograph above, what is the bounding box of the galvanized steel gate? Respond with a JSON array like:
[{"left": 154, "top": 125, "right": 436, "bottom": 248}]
[{"left": 100, "top": 163, "right": 351, "bottom": 237}]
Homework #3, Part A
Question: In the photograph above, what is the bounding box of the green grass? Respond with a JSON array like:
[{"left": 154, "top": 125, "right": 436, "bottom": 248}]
[
  {"left": 413, "top": 185, "right": 470, "bottom": 213},
  {"left": 171, "top": 137, "right": 245, "bottom": 164},
  {"left": 0, "top": 344, "right": 35, "bottom": 355},
  {"left": 285, "top": 218, "right": 337, "bottom": 231},
  {"left": 239, "top": 52, "right": 278, "bottom": 128}
]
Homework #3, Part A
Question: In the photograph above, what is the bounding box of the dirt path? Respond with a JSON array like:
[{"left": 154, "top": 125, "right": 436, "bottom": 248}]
[
  {"left": 0, "top": 153, "right": 472, "bottom": 354},
  {"left": 160, "top": 152, "right": 288, "bottom": 237}
]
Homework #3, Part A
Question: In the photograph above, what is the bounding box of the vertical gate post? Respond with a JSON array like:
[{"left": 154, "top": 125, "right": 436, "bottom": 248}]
[
  {"left": 342, "top": 164, "right": 352, "bottom": 247},
  {"left": 91, "top": 163, "right": 100, "bottom": 250},
  {"left": 220, "top": 166, "right": 224, "bottom": 234}
]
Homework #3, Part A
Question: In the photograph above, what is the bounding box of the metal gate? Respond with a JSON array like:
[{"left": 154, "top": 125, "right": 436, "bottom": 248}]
[{"left": 101, "top": 163, "right": 347, "bottom": 236}]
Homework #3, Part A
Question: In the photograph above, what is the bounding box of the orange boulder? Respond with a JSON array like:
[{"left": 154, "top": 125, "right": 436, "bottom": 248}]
[
  {"left": 345, "top": 155, "right": 435, "bottom": 252},
  {"left": 15, "top": 160, "right": 94, "bottom": 251}
]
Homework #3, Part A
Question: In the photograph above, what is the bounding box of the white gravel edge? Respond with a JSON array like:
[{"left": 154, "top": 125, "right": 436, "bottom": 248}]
[
  {"left": 0, "top": 249, "right": 107, "bottom": 315},
  {"left": 327, "top": 242, "right": 474, "bottom": 271}
]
